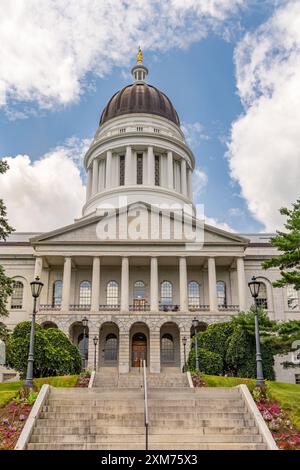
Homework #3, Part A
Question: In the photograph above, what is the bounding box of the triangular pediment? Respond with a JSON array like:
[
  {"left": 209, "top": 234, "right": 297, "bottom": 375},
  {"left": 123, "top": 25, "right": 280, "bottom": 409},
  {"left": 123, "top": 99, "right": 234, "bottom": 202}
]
[{"left": 30, "top": 204, "right": 248, "bottom": 246}]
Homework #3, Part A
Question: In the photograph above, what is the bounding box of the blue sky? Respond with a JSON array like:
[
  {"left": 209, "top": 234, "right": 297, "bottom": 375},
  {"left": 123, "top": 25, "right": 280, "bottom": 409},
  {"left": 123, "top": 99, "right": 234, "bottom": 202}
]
[{"left": 0, "top": 1, "right": 299, "bottom": 233}]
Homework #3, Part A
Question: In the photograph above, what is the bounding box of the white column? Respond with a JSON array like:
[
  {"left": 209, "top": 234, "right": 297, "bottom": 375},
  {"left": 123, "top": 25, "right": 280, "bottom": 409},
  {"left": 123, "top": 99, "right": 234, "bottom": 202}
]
[
  {"left": 181, "top": 159, "right": 187, "bottom": 196},
  {"left": 150, "top": 257, "right": 158, "bottom": 311},
  {"left": 91, "top": 158, "right": 99, "bottom": 196},
  {"left": 237, "top": 257, "right": 247, "bottom": 311},
  {"left": 187, "top": 168, "right": 193, "bottom": 199},
  {"left": 167, "top": 151, "right": 173, "bottom": 189},
  {"left": 61, "top": 257, "right": 72, "bottom": 311},
  {"left": 179, "top": 257, "right": 188, "bottom": 311},
  {"left": 121, "top": 257, "right": 129, "bottom": 311},
  {"left": 86, "top": 167, "right": 92, "bottom": 200},
  {"left": 91, "top": 257, "right": 100, "bottom": 311},
  {"left": 105, "top": 150, "right": 112, "bottom": 189},
  {"left": 208, "top": 257, "right": 218, "bottom": 312},
  {"left": 125, "top": 146, "right": 132, "bottom": 185},
  {"left": 147, "top": 146, "right": 155, "bottom": 185},
  {"left": 34, "top": 257, "right": 43, "bottom": 279}
]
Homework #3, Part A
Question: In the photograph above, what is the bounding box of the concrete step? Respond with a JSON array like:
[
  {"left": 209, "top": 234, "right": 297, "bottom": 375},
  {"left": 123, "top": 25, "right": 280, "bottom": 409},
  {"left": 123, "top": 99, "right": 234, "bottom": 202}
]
[
  {"left": 27, "top": 443, "right": 267, "bottom": 450},
  {"left": 30, "top": 433, "right": 263, "bottom": 444},
  {"left": 33, "top": 425, "right": 259, "bottom": 436}
]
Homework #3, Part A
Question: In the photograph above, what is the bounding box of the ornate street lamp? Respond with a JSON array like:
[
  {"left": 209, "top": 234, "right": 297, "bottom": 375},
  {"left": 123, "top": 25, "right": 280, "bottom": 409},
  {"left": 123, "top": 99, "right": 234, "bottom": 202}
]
[
  {"left": 24, "top": 277, "right": 44, "bottom": 388},
  {"left": 248, "top": 276, "right": 265, "bottom": 387},
  {"left": 82, "top": 316, "right": 89, "bottom": 371},
  {"left": 93, "top": 335, "right": 98, "bottom": 371},
  {"left": 182, "top": 336, "right": 187, "bottom": 372},
  {"left": 192, "top": 317, "right": 199, "bottom": 371}
]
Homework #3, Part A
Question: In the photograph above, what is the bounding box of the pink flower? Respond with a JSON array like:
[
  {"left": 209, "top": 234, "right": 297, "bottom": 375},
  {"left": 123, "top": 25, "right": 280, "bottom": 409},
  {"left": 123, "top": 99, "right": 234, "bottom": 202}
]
[{"left": 19, "top": 414, "right": 25, "bottom": 421}]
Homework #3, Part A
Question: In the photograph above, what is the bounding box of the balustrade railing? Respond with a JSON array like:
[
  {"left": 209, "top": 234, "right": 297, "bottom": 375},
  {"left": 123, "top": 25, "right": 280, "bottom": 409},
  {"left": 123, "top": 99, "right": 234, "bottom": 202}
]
[
  {"left": 159, "top": 304, "right": 180, "bottom": 312},
  {"left": 188, "top": 304, "right": 210, "bottom": 312},
  {"left": 99, "top": 304, "right": 120, "bottom": 311},
  {"left": 129, "top": 304, "right": 150, "bottom": 312},
  {"left": 218, "top": 304, "right": 240, "bottom": 311},
  {"left": 69, "top": 304, "right": 91, "bottom": 311},
  {"left": 39, "top": 304, "right": 61, "bottom": 311}
]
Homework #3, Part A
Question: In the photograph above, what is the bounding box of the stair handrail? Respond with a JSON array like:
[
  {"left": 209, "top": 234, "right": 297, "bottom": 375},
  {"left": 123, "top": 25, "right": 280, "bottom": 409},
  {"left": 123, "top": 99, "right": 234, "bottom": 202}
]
[{"left": 142, "top": 359, "right": 149, "bottom": 450}]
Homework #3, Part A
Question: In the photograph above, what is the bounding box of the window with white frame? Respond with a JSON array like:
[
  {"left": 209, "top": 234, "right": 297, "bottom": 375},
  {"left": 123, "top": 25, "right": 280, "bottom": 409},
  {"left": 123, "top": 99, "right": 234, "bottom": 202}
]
[
  {"left": 11, "top": 281, "right": 24, "bottom": 309},
  {"left": 257, "top": 282, "right": 268, "bottom": 309},
  {"left": 161, "top": 281, "right": 173, "bottom": 305},
  {"left": 106, "top": 281, "right": 119, "bottom": 305},
  {"left": 79, "top": 281, "right": 91, "bottom": 306},
  {"left": 188, "top": 281, "right": 200, "bottom": 306},
  {"left": 217, "top": 281, "right": 226, "bottom": 306},
  {"left": 52, "top": 280, "right": 62, "bottom": 307}
]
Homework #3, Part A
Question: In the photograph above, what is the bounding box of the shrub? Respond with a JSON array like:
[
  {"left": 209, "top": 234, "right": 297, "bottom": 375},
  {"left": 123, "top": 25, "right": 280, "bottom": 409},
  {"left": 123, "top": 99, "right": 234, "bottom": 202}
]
[
  {"left": 188, "top": 346, "right": 223, "bottom": 375},
  {"left": 6, "top": 322, "right": 81, "bottom": 378}
]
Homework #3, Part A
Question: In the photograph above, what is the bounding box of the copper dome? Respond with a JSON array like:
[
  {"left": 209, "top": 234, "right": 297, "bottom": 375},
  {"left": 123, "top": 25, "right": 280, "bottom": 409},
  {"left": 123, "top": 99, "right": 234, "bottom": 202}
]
[{"left": 99, "top": 83, "right": 180, "bottom": 126}]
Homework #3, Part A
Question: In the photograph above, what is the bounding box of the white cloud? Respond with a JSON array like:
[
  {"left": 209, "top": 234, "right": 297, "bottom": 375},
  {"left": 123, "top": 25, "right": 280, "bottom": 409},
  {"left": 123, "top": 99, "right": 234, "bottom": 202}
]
[
  {"left": 228, "top": 207, "right": 243, "bottom": 217},
  {"left": 0, "top": 138, "right": 89, "bottom": 231},
  {"left": 192, "top": 167, "right": 208, "bottom": 200},
  {"left": 205, "top": 216, "right": 235, "bottom": 232},
  {"left": 181, "top": 122, "right": 209, "bottom": 148},
  {"left": 228, "top": 1, "right": 300, "bottom": 231},
  {"left": 0, "top": 0, "right": 245, "bottom": 112}
]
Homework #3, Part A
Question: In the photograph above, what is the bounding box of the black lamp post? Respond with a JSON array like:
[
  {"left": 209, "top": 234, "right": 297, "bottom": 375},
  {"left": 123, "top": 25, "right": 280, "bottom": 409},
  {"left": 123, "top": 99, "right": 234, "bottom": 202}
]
[
  {"left": 192, "top": 317, "right": 199, "bottom": 371},
  {"left": 248, "top": 276, "right": 265, "bottom": 387},
  {"left": 93, "top": 335, "right": 98, "bottom": 371},
  {"left": 182, "top": 336, "right": 187, "bottom": 372},
  {"left": 82, "top": 316, "right": 89, "bottom": 371},
  {"left": 24, "top": 276, "right": 44, "bottom": 388}
]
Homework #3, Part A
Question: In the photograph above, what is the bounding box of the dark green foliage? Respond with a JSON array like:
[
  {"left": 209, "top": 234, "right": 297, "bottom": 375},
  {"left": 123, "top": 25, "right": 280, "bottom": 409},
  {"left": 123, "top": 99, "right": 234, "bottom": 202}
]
[
  {"left": 187, "top": 311, "right": 275, "bottom": 380},
  {"left": 188, "top": 344, "right": 223, "bottom": 375},
  {"left": 262, "top": 198, "right": 300, "bottom": 290},
  {"left": 6, "top": 322, "right": 81, "bottom": 378}
]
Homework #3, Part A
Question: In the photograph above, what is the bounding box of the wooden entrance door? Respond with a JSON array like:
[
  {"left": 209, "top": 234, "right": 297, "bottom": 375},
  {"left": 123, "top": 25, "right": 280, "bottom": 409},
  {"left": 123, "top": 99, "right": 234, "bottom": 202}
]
[{"left": 132, "top": 333, "right": 147, "bottom": 367}]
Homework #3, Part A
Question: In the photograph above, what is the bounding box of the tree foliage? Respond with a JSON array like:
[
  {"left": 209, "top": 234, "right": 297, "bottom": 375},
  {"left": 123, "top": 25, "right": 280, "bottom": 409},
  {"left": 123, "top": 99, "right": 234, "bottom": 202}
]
[
  {"left": 262, "top": 198, "right": 300, "bottom": 290},
  {"left": 0, "top": 159, "right": 14, "bottom": 318},
  {"left": 188, "top": 346, "right": 223, "bottom": 375},
  {"left": 6, "top": 322, "right": 82, "bottom": 378}
]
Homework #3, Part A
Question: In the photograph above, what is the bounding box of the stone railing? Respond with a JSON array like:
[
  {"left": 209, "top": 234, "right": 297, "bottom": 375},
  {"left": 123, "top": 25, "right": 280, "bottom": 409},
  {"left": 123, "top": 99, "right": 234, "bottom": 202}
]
[
  {"left": 129, "top": 304, "right": 150, "bottom": 312},
  {"left": 159, "top": 304, "right": 180, "bottom": 312},
  {"left": 39, "top": 304, "right": 61, "bottom": 311},
  {"left": 188, "top": 304, "right": 210, "bottom": 312},
  {"left": 218, "top": 304, "right": 240, "bottom": 312},
  {"left": 69, "top": 304, "right": 91, "bottom": 311},
  {"left": 99, "top": 304, "right": 120, "bottom": 311}
]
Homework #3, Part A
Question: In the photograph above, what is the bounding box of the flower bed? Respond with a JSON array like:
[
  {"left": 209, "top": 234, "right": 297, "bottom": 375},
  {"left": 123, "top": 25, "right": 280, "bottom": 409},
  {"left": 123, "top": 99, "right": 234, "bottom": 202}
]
[
  {"left": 255, "top": 397, "right": 300, "bottom": 450},
  {"left": 0, "top": 393, "right": 35, "bottom": 450}
]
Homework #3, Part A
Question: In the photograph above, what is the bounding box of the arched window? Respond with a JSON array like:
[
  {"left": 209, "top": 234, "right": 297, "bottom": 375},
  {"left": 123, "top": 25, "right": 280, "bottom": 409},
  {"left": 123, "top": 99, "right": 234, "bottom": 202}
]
[
  {"left": 79, "top": 281, "right": 91, "bottom": 306},
  {"left": 52, "top": 280, "right": 62, "bottom": 307},
  {"left": 188, "top": 281, "right": 200, "bottom": 306},
  {"left": 161, "top": 334, "right": 174, "bottom": 362},
  {"left": 287, "top": 285, "right": 298, "bottom": 311},
  {"left": 134, "top": 280, "right": 145, "bottom": 299},
  {"left": 104, "top": 333, "right": 118, "bottom": 361},
  {"left": 11, "top": 281, "right": 24, "bottom": 309},
  {"left": 161, "top": 281, "right": 173, "bottom": 305},
  {"left": 257, "top": 283, "right": 268, "bottom": 309},
  {"left": 217, "top": 281, "right": 226, "bottom": 306},
  {"left": 106, "top": 281, "right": 119, "bottom": 305}
]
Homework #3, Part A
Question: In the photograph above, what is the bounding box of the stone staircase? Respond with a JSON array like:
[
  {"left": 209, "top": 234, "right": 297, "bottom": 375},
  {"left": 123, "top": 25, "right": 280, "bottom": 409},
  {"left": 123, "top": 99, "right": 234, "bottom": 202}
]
[{"left": 25, "top": 370, "right": 271, "bottom": 450}]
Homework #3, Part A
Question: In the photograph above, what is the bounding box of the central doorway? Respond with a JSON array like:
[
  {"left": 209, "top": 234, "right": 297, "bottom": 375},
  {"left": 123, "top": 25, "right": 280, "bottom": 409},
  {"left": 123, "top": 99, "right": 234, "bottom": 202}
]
[{"left": 132, "top": 332, "right": 147, "bottom": 367}]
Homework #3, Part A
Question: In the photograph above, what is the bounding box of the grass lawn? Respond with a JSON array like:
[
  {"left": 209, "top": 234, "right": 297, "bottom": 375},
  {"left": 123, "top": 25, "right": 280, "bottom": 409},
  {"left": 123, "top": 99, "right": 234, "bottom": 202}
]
[
  {"left": 202, "top": 374, "right": 300, "bottom": 430},
  {"left": 0, "top": 375, "right": 79, "bottom": 407}
]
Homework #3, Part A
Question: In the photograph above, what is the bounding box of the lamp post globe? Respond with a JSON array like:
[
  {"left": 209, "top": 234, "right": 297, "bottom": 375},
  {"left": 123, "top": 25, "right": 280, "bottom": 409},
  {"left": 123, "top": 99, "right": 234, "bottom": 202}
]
[
  {"left": 24, "top": 276, "right": 44, "bottom": 388},
  {"left": 248, "top": 276, "right": 265, "bottom": 388}
]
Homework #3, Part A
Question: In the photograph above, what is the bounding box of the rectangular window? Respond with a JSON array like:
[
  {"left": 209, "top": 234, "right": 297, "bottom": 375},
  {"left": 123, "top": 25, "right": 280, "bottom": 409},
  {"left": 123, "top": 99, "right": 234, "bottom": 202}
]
[
  {"left": 119, "top": 155, "right": 125, "bottom": 186},
  {"left": 136, "top": 154, "right": 143, "bottom": 184},
  {"left": 295, "top": 374, "right": 300, "bottom": 384},
  {"left": 155, "top": 155, "right": 160, "bottom": 186}
]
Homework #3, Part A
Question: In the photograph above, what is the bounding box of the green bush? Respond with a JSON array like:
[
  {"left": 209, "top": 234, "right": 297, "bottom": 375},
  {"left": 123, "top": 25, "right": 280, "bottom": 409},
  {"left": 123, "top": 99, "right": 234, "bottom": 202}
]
[
  {"left": 188, "top": 346, "right": 223, "bottom": 375},
  {"left": 6, "top": 322, "right": 81, "bottom": 378}
]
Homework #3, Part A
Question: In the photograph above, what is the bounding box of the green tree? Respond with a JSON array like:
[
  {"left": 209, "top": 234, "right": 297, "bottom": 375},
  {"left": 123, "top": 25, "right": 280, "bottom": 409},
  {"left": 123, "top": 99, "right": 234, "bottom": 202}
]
[
  {"left": 6, "top": 322, "right": 82, "bottom": 378},
  {"left": 262, "top": 198, "right": 300, "bottom": 290},
  {"left": 0, "top": 159, "right": 14, "bottom": 318}
]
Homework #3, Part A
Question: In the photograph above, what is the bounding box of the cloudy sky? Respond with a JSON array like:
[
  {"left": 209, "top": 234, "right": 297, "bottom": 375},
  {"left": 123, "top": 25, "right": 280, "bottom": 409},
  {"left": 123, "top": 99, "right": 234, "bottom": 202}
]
[{"left": 0, "top": 0, "right": 299, "bottom": 233}]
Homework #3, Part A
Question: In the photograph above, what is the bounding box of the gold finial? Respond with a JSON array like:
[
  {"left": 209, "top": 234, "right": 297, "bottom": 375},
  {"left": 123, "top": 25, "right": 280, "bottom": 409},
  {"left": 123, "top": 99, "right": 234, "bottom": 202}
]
[{"left": 137, "top": 46, "right": 143, "bottom": 64}]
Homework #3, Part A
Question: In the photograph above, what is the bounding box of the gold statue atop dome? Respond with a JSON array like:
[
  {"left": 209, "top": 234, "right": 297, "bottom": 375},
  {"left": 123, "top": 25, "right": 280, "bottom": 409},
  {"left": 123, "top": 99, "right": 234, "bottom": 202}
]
[{"left": 137, "top": 46, "right": 143, "bottom": 63}]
